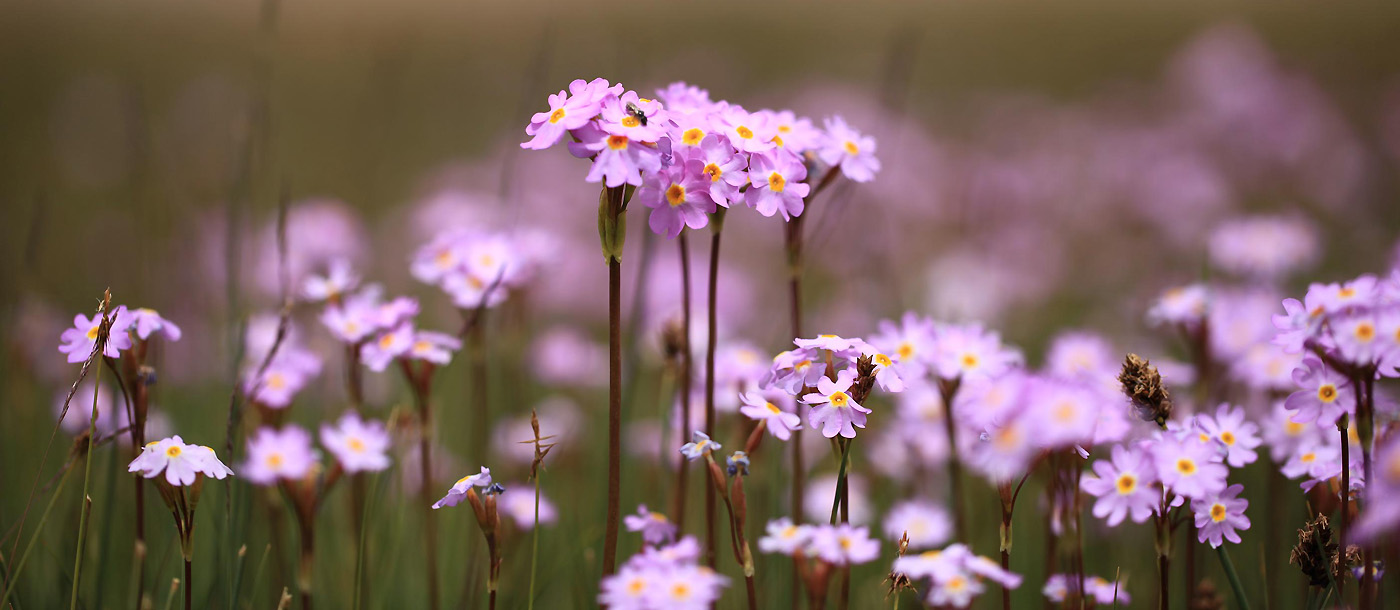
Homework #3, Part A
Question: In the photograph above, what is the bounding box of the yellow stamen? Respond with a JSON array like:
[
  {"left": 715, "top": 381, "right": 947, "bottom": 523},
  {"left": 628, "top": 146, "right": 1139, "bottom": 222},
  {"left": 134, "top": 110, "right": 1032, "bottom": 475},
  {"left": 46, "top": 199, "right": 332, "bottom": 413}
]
[
  {"left": 683, "top": 128, "right": 705, "bottom": 146},
  {"left": 548, "top": 108, "right": 566, "bottom": 123},
  {"left": 843, "top": 140, "right": 859, "bottom": 155},
  {"left": 665, "top": 184, "right": 686, "bottom": 207},
  {"left": 735, "top": 125, "right": 754, "bottom": 139},
  {"left": 767, "top": 172, "right": 785, "bottom": 192},
  {"left": 1210, "top": 503, "right": 1227, "bottom": 522},
  {"left": 1116, "top": 474, "right": 1137, "bottom": 495},
  {"left": 606, "top": 135, "right": 629, "bottom": 150}
]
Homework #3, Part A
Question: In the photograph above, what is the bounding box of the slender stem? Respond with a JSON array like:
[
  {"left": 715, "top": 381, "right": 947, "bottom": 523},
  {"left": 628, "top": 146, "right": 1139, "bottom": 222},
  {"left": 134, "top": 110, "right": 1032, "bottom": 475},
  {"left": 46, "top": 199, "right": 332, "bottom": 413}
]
[
  {"left": 1360, "top": 374, "right": 1375, "bottom": 610},
  {"left": 1215, "top": 545, "right": 1251, "bottom": 610},
  {"left": 675, "top": 234, "right": 693, "bottom": 530},
  {"left": 528, "top": 474, "right": 541, "bottom": 610},
  {"left": 704, "top": 226, "right": 722, "bottom": 568},
  {"left": 345, "top": 343, "right": 364, "bottom": 412},
  {"left": 69, "top": 360, "right": 103, "bottom": 610},
  {"left": 411, "top": 374, "right": 440, "bottom": 610},
  {"left": 468, "top": 308, "right": 490, "bottom": 464},
  {"left": 184, "top": 559, "right": 192, "bottom": 610},
  {"left": 602, "top": 185, "right": 624, "bottom": 577},
  {"left": 785, "top": 217, "right": 806, "bottom": 607},
  {"left": 1158, "top": 553, "right": 1170, "bottom": 610},
  {"left": 1337, "top": 416, "right": 1349, "bottom": 602},
  {"left": 829, "top": 439, "right": 852, "bottom": 525},
  {"left": 938, "top": 378, "right": 966, "bottom": 541}
]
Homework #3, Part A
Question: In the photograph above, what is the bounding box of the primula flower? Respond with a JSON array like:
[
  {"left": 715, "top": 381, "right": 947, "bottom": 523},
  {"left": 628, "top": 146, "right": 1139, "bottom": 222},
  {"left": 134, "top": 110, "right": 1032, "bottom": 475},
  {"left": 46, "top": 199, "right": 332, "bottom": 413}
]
[
  {"left": 894, "top": 544, "right": 1020, "bottom": 609},
  {"left": 1355, "top": 434, "right": 1400, "bottom": 542},
  {"left": 432, "top": 466, "right": 493, "bottom": 509},
  {"left": 361, "top": 322, "right": 415, "bottom": 372},
  {"left": 302, "top": 259, "right": 359, "bottom": 302},
  {"left": 407, "top": 330, "right": 462, "bottom": 365},
  {"left": 808, "top": 523, "right": 880, "bottom": 565},
  {"left": 766, "top": 109, "right": 822, "bottom": 153},
  {"left": 1194, "top": 403, "right": 1262, "bottom": 468},
  {"left": 803, "top": 369, "right": 871, "bottom": 439},
  {"left": 129, "top": 435, "right": 234, "bottom": 486},
  {"left": 930, "top": 322, "right": 1021, "bottom": 382},
  {"left": 1272, "top": 295, "right": 1325, "bottom": 354},
  {"left": 624, "top": 504, "right": 678, "bottom": 545},
  {"left": 568, "top": 122, "right": 664, "bottom": 188},
  {"left": 1281, "top": 439, "right": 1340, "bottom": 481},
  {"left": 1147, "top": 284, "right": 1209, "bottom": 327},
  {"left": 870, "top": 311, "right": 938, "bottom": 379},
  {"left": 1023, "top": 378, "right": 1100, "bottom": 449},
  {"left": 1284, "top": 354, "right": 1354, "bottom": 426},
  {"left": 687, "top": 134, "right": 748, "bottom": 207},
  {"left": 598, "top": 563, "right": 658, "bottom": 610},
  {"left": 1151, "top": 433, "right": 1229, "bottom": 500},
  {"left": 498, "top": 485, "right": 559, "bottom": 530},
  {"left": 1261, "top": 400, "right": 1324, "bottom": 463},
  {"left": 745, "top": 149, "right": 809, "bottom": 221},
  {"left": 1081, "top": 444, "right": 1159, "bottom": 526},
  {"left": 738, "top": 392, "right": 802, "bottom": 440},
  {"left": 679, "top": 431, "right": 721, "bottom": 461},
  {"left": 242, "top": 426, "right": 317, "bottom": 485},
  {"left": 817, "top": 115, "right": 880, "bottom": 183},
  {"left": 883, "top": 501, "right": 952, "bottom": 550},
  {"left": 1045, "top": 574, "right": 1130, "bottom": 605},
  {"left": 1311, "top": 275, "right": 1378, "bottom": 314},
  {"left": 411, "top": 231, "right": 468, "bottom": 285},
  {"left": 757, "top": 518, "right": 812, "bottom": 555},
  {"left": 244, "top": 353, "right": 322, "bottom": 409},
  {"left": 521, "top": 82, "right": 607, "bottom": 151},
  {"left": 127, "top": 307, "right": 182, "bottom": 342},
  {"left": 321, "top": 303, "right": 378, "bottom": 344},
  {"left": 716, "top": 105, "right": 776, "bottom": 154},
  {"left": 1192, "top": 483, "right": 1251, "bottom": 547},
  {"left": 1332, "top": 310, "right": 1389, "bottom": 367},
  {"left": 59, "top": 306, "right": 133, "bottom": 363},
  {"left": 654, "top": 81, "right": 712, "bottom": 114},
  {"left": 1208, "top": 214, "right": 1320, "bottom": 281},
  {"left": 638, "top": 159, "right": 716, "bottom": 238},
  {"left": 599, "top": 91, "right": 667, "bottom": 142},
  {"left": 763, "top": 347, "right": 827, "bottom": 395},
  {"left": 320, "top": 413, "right": 391, "bottom": 473}
]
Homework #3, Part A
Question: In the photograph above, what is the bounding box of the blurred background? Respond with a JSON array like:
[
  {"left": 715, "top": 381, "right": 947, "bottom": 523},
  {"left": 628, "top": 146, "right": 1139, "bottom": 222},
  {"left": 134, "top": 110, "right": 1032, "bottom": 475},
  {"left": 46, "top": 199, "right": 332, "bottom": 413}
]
[{"left": 3, "top": 1, "right": 1400, "bottom": 608}]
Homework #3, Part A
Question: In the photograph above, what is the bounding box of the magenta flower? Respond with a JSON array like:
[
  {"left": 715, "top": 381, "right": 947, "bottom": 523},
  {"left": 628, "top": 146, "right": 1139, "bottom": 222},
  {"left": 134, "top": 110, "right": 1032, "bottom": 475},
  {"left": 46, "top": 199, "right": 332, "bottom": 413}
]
[
  {"left": 803, "top": 369, "right": 871, "bottom": 439},
  {"left": 745, "top": 149, "right": 809, "bottom": 221},
  {"left": 667, "top": 110, "right": 716, "bottom": 150},
  {"left": 599, "top": 91, "right": 667, "bottom": 142},
  {"left": 1284, "top": 354, "right": 1354, "bottom": 425},
  {"left": 129, "top": 435, "right": 234, "bottom": 486},
  {"left": 716, "top": 105, "right": 776, "bottom": 154},
  {"left": 808, "top": 523, "right": 880, "bottom": 565},
  {"left": 654, "top": 81, "right": 713, "bottom": 114},
  {"left": 59, "top": 306, "right": 133, "bottom": 363},
  {"left": 1151, "top": 433, "right": 1229, "bottom": 500},
  {"left": 242, "top": 425, "right": 317, "bottom": 485},
  {"left": 738, "top": 391, "right": 802, "bottom": 440},
  {"left": 687, "top": 134, "right": 748, "bottom": 207},
  {"left": 127, "top": 307, "right": 182, "bottom": 342},
  {"left": 320, "top": 413, "right": 391, "bottom": 473},
  {"left": 521, "top": 83, "right": 607, "bottom": 151},
  {"left": 361, "top": 322, "right": 415, "bottom": 372},
  {"left": 1192, "top": 483, "right": 1251, "bottom": 547},
  {"left": 568, "top": 123, "right": 664, "bottom": 188},
  {"left": 638, "top": 159, "right": 716, "bottom": 238},
  {"left": 817, "top": 115, "right": 880, "bottom": 183},
  {"left": 1194, "top": 403, "right": 1262, "bottom": 468},
  {"left": 1081, "top": 444, "right": 1159, "bottom": 526},
  {"left": 624, "top": 504, "right": 677, "bottom": 546},
  {"left": 433, "top": 467, "right": 492, "bottom": 509}
]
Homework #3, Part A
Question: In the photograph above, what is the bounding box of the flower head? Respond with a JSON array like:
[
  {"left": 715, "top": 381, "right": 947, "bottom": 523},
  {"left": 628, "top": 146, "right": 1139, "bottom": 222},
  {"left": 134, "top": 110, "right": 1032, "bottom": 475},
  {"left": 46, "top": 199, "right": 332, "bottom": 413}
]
[
  {"left": 129, "top": 435, "right": 234, "bottom": 487},
  {"left": 808, "top": 523, "right": 881, "bottom": 565},
  {"left": 638, "top": 158, "right": 716, "bottom": 238},
  {"left": 1081, "top": 443, "right": 1160, "bottom": 526},
  {"left": 1192, "top": 483, "right": 1251, "bottom": 547},
  {"left": 320, "top": 413, "right": 391, "bottom": 473},
  {"left": 126, "top": 307, "right": 182, "bottom": 342},
  {"left": 1194, "top": 403, "right": 1262, "bottom": 468},
  {"left": 1151, "top": 432, "right": 1229, "bottom": 500},
  {"left": 803, "top": 369, "right": 871, "bottom": 439},
  {"left": 1284, "top": 354, "right": 1354, "bottom": 426},
  {"left": 433, "top": 467, "right": 493, "bottom": 509},
  {"left": 521, "top": 80, "right": 610, "bottom": 150},
  {"left": 624, "top": 505, "right": 678, "bottom": 546},
  {"left": 679, "top": 431, "right": 721, "bottom": 461},
  {"left": 757, "top": 517, "right": 812, "bottom": 555},
  {"left": 242, "top": 426, "right": 317, "bottom": 485},
  {"left": 738, "top": 391, "right": 802, "bottom": 441},
  {"left": 817, "top": 115, "right": 880, "bottom": 182},
  {"left": 745, "top": 149, "right": 810, "bottom": 221},
  {"left": 59, "top": 306, "right": 133, "bottom": 363},
  {"left": 302, "top": 259, "right": 360, "bottom": 303}
]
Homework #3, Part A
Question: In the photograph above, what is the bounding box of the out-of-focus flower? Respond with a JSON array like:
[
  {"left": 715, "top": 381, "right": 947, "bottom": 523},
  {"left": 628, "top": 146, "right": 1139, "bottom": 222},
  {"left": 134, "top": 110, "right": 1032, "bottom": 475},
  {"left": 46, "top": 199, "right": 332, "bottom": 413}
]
[
  {"left": 882, "top": 501, "right": 952, "bottom": 550},
  {"left": 53, "top": 382, "right": 124, "bottom": 437},
  {"left": 126, "top": 307, "right": 182, "bottom": 342},
  {"left": 893, "top": 543, "right": 1021, "bottom": 609},
  {"left": 498, "top": 484, "right": 558, "bottom": 530},
  {"left": 738, "top": 391, "right": 802, "bottom": 441},
  {"left": 1148, "top": 284, "right": 1209, "bottom": 328},
  {"left": 530, "top": 327, "right": 608, "bottom": 388},
  {"left": 679, "top": 431, "right": 721, "bottom": 461},
  {"left": 757, "top": 517, "right": 812, "bottom": 555},
  {"left": 242, "top": 425, "right": 317, "bottom": 485},
  {"left": 808, "top": 524, "right": 880, "bottom": 565},
  {"left": 624, "top": 505, "right": 678, "bottom": 546},
  {"left": 1151, "top": 432, "right": 1229, "bottom": 500},
  {"left": 129, "top": 435, "right": 234, "bottom": 486},
  {"left": 320, "top": 413, "right": 391, "bottom": 473},
  {"left": 1208, "top": 214, "right": 1319, "bottom": 280},
  {"left": 432, "top": 466, "right": 492, "bottom": 509},
  {"left": 930, "top": 323, "right": 1022, "bottom": 382},
  {"left": 361, "top": 322, "right": 416, "bottom": 372},
  {"left": 1193, "top": 483, "right": 1251, "bottom": 547},
  {"left": 59, "top": 306, "right": 133, "bottom": 363},
  {"left": 1355, "top": 434, "right": 1400, "bottom": 542},
  {"left": 302, "top": 259, "right": 359, "bottom": 303},
  {"left": 818, "top": 115, "right": 880, "bottom": 183}
]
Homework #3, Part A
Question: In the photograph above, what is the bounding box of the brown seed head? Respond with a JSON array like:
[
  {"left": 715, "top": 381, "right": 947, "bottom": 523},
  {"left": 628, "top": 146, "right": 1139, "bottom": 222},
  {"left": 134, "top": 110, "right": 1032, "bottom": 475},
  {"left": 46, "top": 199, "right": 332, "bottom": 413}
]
[
  {"left": 1119, "top": 353, "right": 1172, "bottom": 428},
  {"left": 1290, "top": 514, "right": 1337, "bottom": 587}
]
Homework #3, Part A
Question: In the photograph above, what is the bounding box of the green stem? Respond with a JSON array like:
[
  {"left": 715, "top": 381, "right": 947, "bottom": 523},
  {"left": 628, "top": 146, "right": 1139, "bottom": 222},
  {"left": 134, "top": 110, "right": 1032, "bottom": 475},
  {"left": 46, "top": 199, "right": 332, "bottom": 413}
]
[
  {"left": 1215, "top": 545, "right": 1251, "bottom": 610},
  {"left": 69, "top": 361, "right": 103, "bottom": 610},
  {"left": 829, "top": 439, "right": 853, "bottom": 525},
  {"left": 528, "top": 474, "right": 541, "bottom": 610},
  {"left": 0, "top": 465, "right": 76, "bottom": 606}
]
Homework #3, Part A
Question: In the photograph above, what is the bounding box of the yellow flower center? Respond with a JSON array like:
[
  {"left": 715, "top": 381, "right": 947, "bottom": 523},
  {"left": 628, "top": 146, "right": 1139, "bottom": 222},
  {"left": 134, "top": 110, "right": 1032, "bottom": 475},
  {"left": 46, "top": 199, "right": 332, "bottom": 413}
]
[
  {"left": 379, "top": 333, "right": 396, "bottom": 348},
  {"left": 874, "top": 354, "right": 893, "bottom": 367},
  {"left": 267, "top": 373, "right": 287, "bottom": 390},
  {"left": 548, "top": 108, "right": 566, "bottom": 123},
  {"left": 765, "top": 402, "right": 782, "bottom": 414},
  {"left": 782, "top": 525, "right": 798, "bottom": 538},
  {"left": 1285, "top": 421, "right": 1305, "bottom": 436},
  {"left": 961, "top": 353, "right": 979, "bottom": 369},
  {"left": 843, "top": 140, "right": 859, "bottom": 155},
  {"left": 349, "top": 438, "right": 366, "bottom": 453},
  {"left": 1210, "top": 503, "right": 1227, "bottom": 522},
  {"left": 435, "top": 249, "right": 453, "bottom": 266},
  {"left": 947, "top": 576, "right": 967, "bottom": 592},
  {"left": 838, "top": 536, "right": 852, "bottom": 550},
  {"left": 413, "top": 340, "right": 431, "bottom": 353},
  {"left": 1176, "top": 458, "right": 1197, "bottom": 475},
  {"left": 1318, "top": 384, "right": 1337, "bottom": 403},
  {"left": 703, "top": 163, "right": 723, "bottom": 182},
  {"left": 794, "top": 359, "right": 811, "bottom": 370},
  {"left": 896, "top": 343, "right": 914, "bottom": 360},
  {"left": 266, "top": 453, "right": 283, "bottom": 467},
  {"left": 606, "top": 135, "right": 629, "bottom": 150},
  {"left": 165, "top": 445, "right": 183, "bottom": 458},
  {"left": 1300, "top": 452, "right": 1316, "bottom": 464},
  {"left": 650, "top": 512, "right": 667, "bottom": 522},
  {"left": 683, "top": 128, "right": 705, "bottom": 146},
  {"left": 666, "top": 184, "right": 686, "bottom": 207},
  {"left": 86, "top": 325, "right": 101, "bottom": 340},
  {"left": 1053, "top": 402, "right": 1077, "bottom": 422},
  {"left": 1116, "top": 474, "right": 1137, "bottom": 495},
  {"left": 767, "top": 172, "right": 786, "bottom": 192},
  {"left": 1220, "top": 431, "right": 1236, "bottom": 445},
  {"left": 627, "top": 578, "right": 646, "bottom": 595},
  {"left": 735, "top": 125, "right": 754, "bottom": 139},
  {"left": 620, "top": 115, "right": 640, "bottom": 128},
  {"left": 1340, "top": 287, "right": 1356, "bottom": 298},
  {"left": 1355, "top": 323, "right": 1375, "bottom": 342},
  {"left": 993, "top": 426, "right": 1020, "bottom": 450},
  {"left": 772, "top": 135, "right": 785, "bottom": 147},
  {"left": 829, "top": 391, "right": 850, "bottom": 408},
  {"left": 671, "top": 583, "right": 692, "bottom": 599}
]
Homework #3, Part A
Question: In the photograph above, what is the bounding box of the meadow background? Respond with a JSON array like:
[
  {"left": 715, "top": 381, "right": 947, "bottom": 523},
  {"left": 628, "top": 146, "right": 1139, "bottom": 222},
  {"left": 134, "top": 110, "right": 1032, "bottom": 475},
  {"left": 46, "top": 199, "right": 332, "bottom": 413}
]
[{"left": 2, "top": 1, "right": 1400, "bottom": 608}]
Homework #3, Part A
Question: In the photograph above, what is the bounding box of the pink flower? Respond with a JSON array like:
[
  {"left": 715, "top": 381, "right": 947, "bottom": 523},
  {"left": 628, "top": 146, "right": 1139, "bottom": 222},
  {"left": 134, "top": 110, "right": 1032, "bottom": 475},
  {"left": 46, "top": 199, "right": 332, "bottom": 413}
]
[
  {"left": 129, "top": 435, "right": 234, "bottom": 486},
  {"left": 498, "top": 484, "right": 558, "bottom": 530},
  {"left": 361, "top": 322, "right": 415, "bottom": 372},
  {"left": 127, "top": 307, "right": 182, "bottom": 342},
  {"left": 686, "top": 134, "right": 748, "bottom": 207},
  {"left": 407, "top": 330, "right": 461, "bottom": 365},
  {"left": 1192, "top": 483, "right": 1251, "bottom": 547},
  {"left": 744, "top": 149, "right": 809, "bottom": 221},
  {"left": 1151, "top": 433, "right": 1229, "bottom": 500},
  {"left": 654, "top": 81, "right": 713, "bottom": 114},
  {"left": 624, "top": 504, "right": 677, "bottom": 546},
  {"left": 883, "top": 501, "right": 952, "bottom": 550},
  {"left": 738, "top": 391, "right": 802, "bottom": 441},
  {"left": 301, "top": 259, "right": 359, "bottom": 303},
  {"left": 767, "top": 109, "right": 822, "bottom": 153},
  {"left": 1284, "top": 354, "right": 1353, "bottom": 426},
  {"left": 320, "top": 413, "right": 391, "bottom": 473},
  {"left": 59, "top": 306, "right": 133, "bottom": 363},
  {"left": 870, "top": 312, "right": 938, "bottom": 379},
  {"left": 1194, "top": 403, "right": 1262, "bottom": 468},
  {"left": 1081, "top": 444, "right": 1159, "bottom": 526},
  {"left": 1147, "top": 284, "right": 1209, "bottom": 327},
  {"left": 763, "top": 347, "right": 828, "bottom": 395},
  {"left": 808, "top": 523, "right": 880, "bottom": 565},
  {"left": 757, "top": 518, "right": 812, "bottom": 555},
  {"left": 433, "top": 467, "right": 492, "bottom": 509},
  {"left": 599, "top": 91, "right": 668, "bottom": 142},
  {"left": 803, "top": 369, "right": 871, "bottom": 439},
  {"left": 638, "top": 159, "right": 716, "bottom": 238},
  {"left": 817, "top": 115, "right": 880, "bottom": 183},
  {"left": 242, "top": 426, "right": 317, "bottom": 485},
  {"left": 716, "top": 105, "right": 776, "bottom": 154},
  {"left": 930, "top": 322, "right": 1021, "bottom": 382},
  {"left": 568, "top": 123, "right": 663, "bottom": 188},
  {"left": 521, "top": 84, "right": 606, "bottom": 151}
]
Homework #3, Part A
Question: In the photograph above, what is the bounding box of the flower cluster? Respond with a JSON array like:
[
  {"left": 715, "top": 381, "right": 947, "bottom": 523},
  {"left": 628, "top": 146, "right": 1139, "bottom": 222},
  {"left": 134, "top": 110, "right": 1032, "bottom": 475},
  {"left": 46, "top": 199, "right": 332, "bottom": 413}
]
[
  {"left": 411, "top": 229, "right": 542, "bottom": 309},
  {"left": 58, "top": 304, "right": 182, "bottom": 364},
  {"left": 241, "top": 315, "right": 324, "bottom": 409},
  {"left": 891, "top": 543, "right": 1022, "bottom": 609},
  {"left": 599, "top": 535, "right": 728, "bottom": 610},
  {"left": 757, "top": 334, "right": 909, "bottom": 440}
]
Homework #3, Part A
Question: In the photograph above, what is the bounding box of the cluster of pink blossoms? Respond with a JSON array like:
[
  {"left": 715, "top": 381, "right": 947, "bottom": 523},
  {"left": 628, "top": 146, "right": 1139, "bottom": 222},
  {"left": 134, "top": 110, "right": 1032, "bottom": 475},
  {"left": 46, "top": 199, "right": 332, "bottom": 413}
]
[
  {"left": 411, "top": 230, "right": 542, "bottom": 309},
  {"left": 241, "top": 413, "right": 393, "bottom": 486},
  {"left": 891, "top": 543, "right": 1021, "bottom": 608},
  {"left": 756, "top": 333, "right": 908, "bottom": 439},
  {"left": 522, "top": 79, "right": 879, "bottom": 237},
  {"left": 599, "top": 534, "right": 728, "bottom": 610},
  {"left": 58, "top": 304, "right": 181, "bottom": 363}
]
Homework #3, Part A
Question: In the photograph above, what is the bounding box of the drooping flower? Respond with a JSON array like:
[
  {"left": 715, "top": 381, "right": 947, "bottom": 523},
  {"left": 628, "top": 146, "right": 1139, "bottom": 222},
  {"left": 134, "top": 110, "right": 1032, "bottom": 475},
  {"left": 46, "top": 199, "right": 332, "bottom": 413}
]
[
  {"left": 679, "top": 431, "right": 721, "bottom": 461},
  {"left": 129, "top": 436, "right": 234, "bottom": 486},
  {"left": 241, "top": 425, "right": 317, "bottom": 485},
  {"left": 817, "top": 115, "right": 880, "bottom": 183},
  {"left": 1192, "top": 483, "right": 1251, "bottom": 547},
  {"left": 320, "top": 413, "right": 391, "bottom": 473},
  {"left": 744, "top": 149, "right": 810, "bottom": 221},
  {"left": 803, "top": 369, "right": 871, "bottom": 439},
  {"left": 127, "top": 307, "right": 183, "bottom": 342},
  {"left": 624, "top": 505, "right": 678, "bottom": 546},
  {"left": 432, "top": 466, "right": 493, "bottom": 509},
  {"left": 59, "top": 306, "right": 133, "bottom": 363},
  {"left": 1081, "top": 444, "right": 1160, "bottom": 526},
  {"left": 738, "top": 392, "right": 802, "bottom": 441}
]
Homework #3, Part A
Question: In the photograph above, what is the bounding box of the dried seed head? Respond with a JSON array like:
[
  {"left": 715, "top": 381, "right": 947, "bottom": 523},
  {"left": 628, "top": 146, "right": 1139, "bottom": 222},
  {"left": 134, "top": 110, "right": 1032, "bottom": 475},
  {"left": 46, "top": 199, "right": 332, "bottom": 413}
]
[
  {"left": 1119, "top": 353, "right": 1172, "bottom": 428},
  {"left": 1290, "top": 514, "right": 1337, "bottom": 587},
  {"left": 851, "top": 355, "right": 878, "bottom": 404},
  {"left": 1188, "top": 579, "right": 1223, "bottom": 610}
]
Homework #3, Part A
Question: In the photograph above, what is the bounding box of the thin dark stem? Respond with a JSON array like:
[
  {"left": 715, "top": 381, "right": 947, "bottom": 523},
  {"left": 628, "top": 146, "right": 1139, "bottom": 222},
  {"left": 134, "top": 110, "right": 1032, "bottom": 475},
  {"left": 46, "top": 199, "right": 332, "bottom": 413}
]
[
  {"left": 1337, "top": 417, "right": 1349, "bottom": 603},
  {"left": 1158, "top": 553, "right": 1170, "bottom": 610},
  {"left": 345, "top": 343, "right": 364, "bottom": 413},
  {"left": 704, "top": 227, "right": 722, "bottom": 569},
  {"left": 785, "top": 216, "right": 806, "bottom": 607},
  {"left": 603, "top": 185, "right": 625, "bottom": 577},
  {"left": 468, "top": 309, "right": 489, "bottom": 464},
  {"left": 938, "top": 378, "right": 966, "bottom": 541},
  {"left": 675, "top": 234, "right": 693, "bottom": 530},
  {"left": 1360, "top": 374, "right": 1375, "bottom": 610},
  {"left": 184, "top": 559, "right": 192, "bottom": 610}
]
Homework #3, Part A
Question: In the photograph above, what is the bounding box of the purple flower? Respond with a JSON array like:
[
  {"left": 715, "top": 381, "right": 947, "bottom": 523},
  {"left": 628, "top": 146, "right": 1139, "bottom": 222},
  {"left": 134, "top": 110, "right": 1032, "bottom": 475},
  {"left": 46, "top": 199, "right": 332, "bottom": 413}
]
[
  {"left": 1208, "top": 214, "right": 1319, "bottom": 280},
  {"left": 599, "top": 91, "right": 667, "bottom": 142},
  {"left": 361, "top": 322, "right": 415, "bottom": 372},
  {"left": 1355, "top": 434, "right": 1400, "bottom": 542},
  {"left": 763, "top": 347, "right": 828, "bottom": 395},
  {"left": 321, "top": 302, "right": 378, "bottom": 344},
  {"left": 870, "top": 312, "right": 938, "bottom": 378},
  {"left": 929, "top": 322, "right": 1022, "bottom": 382},
  {"left": 1194, "top": 403, "right": 1262, "bottom": 468},
  {"left": 498, "top": 484, "right": 558, "bottom": 530},
  {"left": 624, "top": 504, "right": 677, "bottom": 546},
  {"left": 1192, "top": 483, "right": 1251, "bottom": 547},
  {"left": 817, "top": 115, "right": 880, "bottom": 183},
  {"left": 687, "top": 134, "right": 748, "bottom": 207},
  {"left": 808, "top": 523, "right": 880, "bottom": 565},
  {"left": 1332, "top": 310, "right": 1390, "bottom": 367},
  {"left": 1284, "top": 354, "right": 1353, "bottom": 426},
  {"left": 241, "top": 425, "right": 317, "bottom": 485},
  {"left": 744, "top": 149, "right": 809, "bottom": 221},
  {"left": 767, "top": 109, "right": 822, "bottom": 153},
  {"left": 883, "top": 501, "right": 952, "bottom": 550},
  {"left": 521, "top": 83, "right": 607, "bottom": 151},
  {"left": 654, "top": 81, "right": 713, "bottom": 114},
  {"left": 567, "top": 123, "right": 664, "bottom": 188},
  {"left": 678, "top": 431, "right": 720, "bottom": 460},
  {"left": 738, "top": 391, "right": 802, "bottom": 440},
  {"left": 1147, "top": 284, "right": 1209, "bottom": 327},
  {"left": 433, "top": 467, "right": 492, "bottom": 509},
  {"left": 1151, "top": 433, "right": 1229, "bottom": 500},
  {"left": 803, "top": 369, "right": 871, "bottom": 439},
  {"left": 1022, "top": 377, "right": 1099, "bottom": 449},
  {"left": 129, "top": 435, "right": 234, "bottom": 486},
  {"left": 59, "top": 306, "right": 133, "bottom": 363},
  {"left": 301, "top": 259, "right": 359, "bottom": 303},
  {"left": 407, "top": 330, "right": 462, "bottom": 365},
  {"left": 716, "top": 105, "right": 776, "bottom": 154},
  {"left": 638, "top": 159, "right": 716, "bottom": 238},
  {"left": 243, "top": 353, "right": 322, "bottom": 409},
  {"left": 320, "top": 413, "right": 391, "bottom": 473},
  {"left": 1081, "top": 444, "right": 1159, "bottom": 526},
  {"left": 757, "top": 518, "right": 812, "bottom": 555},
  {"left": 127, "top": 307, "right": 182, "bottom": 342}
]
